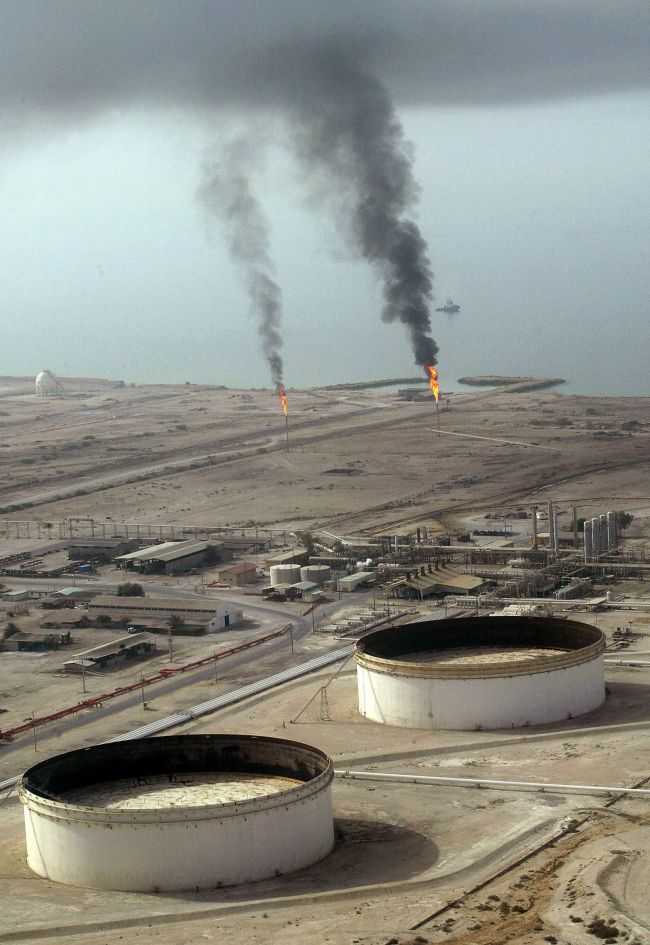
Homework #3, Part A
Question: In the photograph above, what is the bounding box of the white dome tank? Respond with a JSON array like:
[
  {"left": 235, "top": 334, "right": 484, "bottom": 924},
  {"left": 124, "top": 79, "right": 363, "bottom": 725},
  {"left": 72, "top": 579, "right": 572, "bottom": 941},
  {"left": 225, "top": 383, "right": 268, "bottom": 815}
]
[
  {"left": 35, "top": 370, "right": 63, "bottom": 397},
  {"left": 20, "top": 734, "right": 335, "bottom": 892},
  {"left": 300, "top": 565, "right": 331, "bottom": 586},
  {"left": 270, "top": 564, "right": 302, "bottom": 586}
]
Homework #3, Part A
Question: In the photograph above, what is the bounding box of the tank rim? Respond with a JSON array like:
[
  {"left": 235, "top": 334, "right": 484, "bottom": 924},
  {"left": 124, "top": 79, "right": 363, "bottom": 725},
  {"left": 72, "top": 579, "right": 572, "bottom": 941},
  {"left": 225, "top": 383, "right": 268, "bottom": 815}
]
[
  {"left": 19, "top": 733, "right": 334, "bottom": 821},
  {"left": 354, "top": 616, "right": 606, "bottom": 679}
]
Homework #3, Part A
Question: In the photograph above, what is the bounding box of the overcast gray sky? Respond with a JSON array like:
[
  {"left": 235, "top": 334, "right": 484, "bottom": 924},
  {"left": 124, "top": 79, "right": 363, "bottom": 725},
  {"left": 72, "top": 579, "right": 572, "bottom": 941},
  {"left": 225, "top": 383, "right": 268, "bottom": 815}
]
[{"left": 0, "top": 1, "right": 648, "bottom": 392}]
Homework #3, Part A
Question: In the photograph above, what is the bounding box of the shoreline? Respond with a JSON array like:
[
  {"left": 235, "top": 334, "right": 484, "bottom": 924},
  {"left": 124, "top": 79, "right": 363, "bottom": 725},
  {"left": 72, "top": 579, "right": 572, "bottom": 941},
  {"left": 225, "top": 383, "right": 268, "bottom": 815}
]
[{"left": 458, "top": 375, "right": 566, "bottom": 393}]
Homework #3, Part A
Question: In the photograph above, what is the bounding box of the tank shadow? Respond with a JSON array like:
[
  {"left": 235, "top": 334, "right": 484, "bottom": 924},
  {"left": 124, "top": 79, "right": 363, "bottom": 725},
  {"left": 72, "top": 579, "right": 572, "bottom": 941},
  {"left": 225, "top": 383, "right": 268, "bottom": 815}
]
[
  {"left": 336, "top": 678, "right": 650, "bottom": 770},
  {"left": 163, "top": 817, "right": 439, "bottom": 904}
]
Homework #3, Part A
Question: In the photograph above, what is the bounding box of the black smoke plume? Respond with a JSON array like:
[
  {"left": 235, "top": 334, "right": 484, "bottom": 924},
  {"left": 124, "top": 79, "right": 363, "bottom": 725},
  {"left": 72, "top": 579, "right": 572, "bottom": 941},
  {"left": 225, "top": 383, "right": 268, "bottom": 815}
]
[
  {"left": 2, "top": 2, "right": 648, "bottom": 374},
  {"left": 289, "top": 50, "right": 438, "bottom": 369},
  {"left": 199, "top": 145, "right": 284, "bottom": 389}
]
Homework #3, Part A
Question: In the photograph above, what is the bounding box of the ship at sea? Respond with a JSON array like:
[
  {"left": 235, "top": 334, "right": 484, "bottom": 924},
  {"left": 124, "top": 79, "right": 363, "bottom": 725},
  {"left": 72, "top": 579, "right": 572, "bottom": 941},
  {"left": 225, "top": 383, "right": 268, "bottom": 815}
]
[{"left": 435, "top": 297, "right": 460, "bottom": 313}]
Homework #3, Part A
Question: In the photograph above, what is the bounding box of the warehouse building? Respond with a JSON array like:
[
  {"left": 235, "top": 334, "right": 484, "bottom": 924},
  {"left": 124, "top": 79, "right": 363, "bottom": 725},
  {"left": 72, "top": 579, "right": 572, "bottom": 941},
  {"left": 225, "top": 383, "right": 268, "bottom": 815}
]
[
  {"left": 66, "top": 537, "right": 138, "bottom": 561},
  {"left": 3, "top": 630, "right": 71, "bottom": 652},
  {"left": 115, "top": 540, "right": 222, "bottom": 575},
  {"left": 63, "top": 633, "right": 156, "bottom": 673},
  {"left": 338, "top": 571, "right": 376, "bottom": 593},
  {"left": 87, "top": 595, "right": 243, "bottom": 630},
  {"left": 40, "top": 611, "right": 87, "bottom": 630},
  {"left": 210, "top": 533, "right": 271, "bottom": 554},
  {"left": 215, "top": 562, "right": 257, "bottom": 587},
  {"left": 38, "top": 587, "right": 100, "bottom": 609},
  {"left": 387, "top": 565, "right": 488, "bottom": 600}
]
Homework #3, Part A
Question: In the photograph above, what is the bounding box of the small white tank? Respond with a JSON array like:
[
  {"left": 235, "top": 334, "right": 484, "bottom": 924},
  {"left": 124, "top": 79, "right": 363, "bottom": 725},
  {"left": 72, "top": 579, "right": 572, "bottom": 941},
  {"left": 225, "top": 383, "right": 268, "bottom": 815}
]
[
  {"left": 300, "top": 565, "right": 331, "bottom": 586},
  {"left": 270, "top": 564, "right": 302, "bottom": 586},
  {"left": 35, "top": 370, "right": 63, "bottom": 397}
]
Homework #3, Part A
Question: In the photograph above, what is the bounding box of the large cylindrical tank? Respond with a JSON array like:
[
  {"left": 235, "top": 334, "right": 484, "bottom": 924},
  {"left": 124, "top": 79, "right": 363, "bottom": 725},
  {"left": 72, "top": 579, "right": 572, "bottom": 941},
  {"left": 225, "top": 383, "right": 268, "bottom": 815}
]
[
  {"left": 300, "top": 565, "right": 331, "bottom": 586},
  {"left": 20, "top": 734, "right": 334, "bottom": 892},
  {"left": 270, "top": 564, "right": 302, "bottom": 586},
  {"left": 355, "top": 616, "right": 606, "bottom": 731}
]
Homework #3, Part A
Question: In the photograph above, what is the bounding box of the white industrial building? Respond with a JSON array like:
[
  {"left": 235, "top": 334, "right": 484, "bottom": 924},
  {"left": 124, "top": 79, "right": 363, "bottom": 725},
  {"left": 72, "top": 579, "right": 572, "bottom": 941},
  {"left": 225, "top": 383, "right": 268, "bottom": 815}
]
[
  {"left": 20, "top": 734, "right": 335, "bottom": 891},
  {"left": 355, "top": 616, "right": 606, "bottom": 730},
  {"left": 206, "top": 602, "right": 244, "bottom": 631},
  {"left": 87, "top": 595, "right": 242, "bottom": 630},
  {"left": 338, "top": 571, "right": 375, "bottom": 592}
]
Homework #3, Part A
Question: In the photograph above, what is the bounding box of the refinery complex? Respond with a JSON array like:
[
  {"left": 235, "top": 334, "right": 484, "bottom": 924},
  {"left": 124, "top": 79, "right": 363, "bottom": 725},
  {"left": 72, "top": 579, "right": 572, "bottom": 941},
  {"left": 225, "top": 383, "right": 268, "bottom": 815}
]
[
  {"left": 0, "top": 373, "right": 649, "bottom": 945},
  {"left": 1, "top": 3, "right": 647, "bottom": 941}
]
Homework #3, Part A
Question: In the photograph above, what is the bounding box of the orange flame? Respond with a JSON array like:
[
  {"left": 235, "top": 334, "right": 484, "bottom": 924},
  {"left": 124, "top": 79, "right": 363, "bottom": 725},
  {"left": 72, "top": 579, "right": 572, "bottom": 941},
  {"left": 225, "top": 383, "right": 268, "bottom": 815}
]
[
  {"left": 426, "top": 365, "right": 439, "bottom": 402},
  {"left": 278, "top": 386, "right": 288, "bottom": 416}
]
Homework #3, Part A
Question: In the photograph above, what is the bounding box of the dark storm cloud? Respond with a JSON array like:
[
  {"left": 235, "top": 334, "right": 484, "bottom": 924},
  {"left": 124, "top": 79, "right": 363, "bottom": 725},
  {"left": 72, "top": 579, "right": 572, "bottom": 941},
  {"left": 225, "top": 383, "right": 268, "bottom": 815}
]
[
  {"left": 1, "top": 0, "right": 648, "bottom": 116},
  {"left": 1, "top": 1, "right": 646, "bottom": 376}
]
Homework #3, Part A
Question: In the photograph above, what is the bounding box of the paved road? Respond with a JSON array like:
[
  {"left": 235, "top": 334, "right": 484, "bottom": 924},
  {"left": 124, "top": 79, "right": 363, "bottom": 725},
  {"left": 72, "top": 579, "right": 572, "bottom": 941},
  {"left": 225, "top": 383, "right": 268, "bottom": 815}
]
[{"left": 0, "top": 589, "right": 364, "bottom": 774}]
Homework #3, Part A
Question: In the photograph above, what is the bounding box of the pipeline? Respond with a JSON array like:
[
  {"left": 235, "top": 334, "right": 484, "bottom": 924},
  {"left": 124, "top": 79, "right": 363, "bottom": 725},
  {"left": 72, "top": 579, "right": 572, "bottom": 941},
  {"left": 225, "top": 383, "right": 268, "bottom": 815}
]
[
  {"left": 335, "top": 768, "right": 650, "bottom": 799},
  {"left": 0, "top": 624, "right": 291, "bottom": 741}
]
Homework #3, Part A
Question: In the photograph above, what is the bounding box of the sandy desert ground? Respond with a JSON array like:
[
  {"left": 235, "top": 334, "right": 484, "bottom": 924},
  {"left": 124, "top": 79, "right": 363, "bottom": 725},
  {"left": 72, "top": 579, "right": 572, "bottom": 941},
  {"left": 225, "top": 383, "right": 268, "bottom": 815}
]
[{"left": 1, "top": 374, "right": 650, "bottom": 536}]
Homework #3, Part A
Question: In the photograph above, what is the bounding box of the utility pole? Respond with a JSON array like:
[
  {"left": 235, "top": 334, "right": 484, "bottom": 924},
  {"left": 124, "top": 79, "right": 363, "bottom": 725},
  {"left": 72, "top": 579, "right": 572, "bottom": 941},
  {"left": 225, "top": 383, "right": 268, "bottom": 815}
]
[
  {"left": 168, "top": 626, "right": 173, "bottom": 662},
  {"left": 31, "top": 712, "right": 37, "bottom": 752}
]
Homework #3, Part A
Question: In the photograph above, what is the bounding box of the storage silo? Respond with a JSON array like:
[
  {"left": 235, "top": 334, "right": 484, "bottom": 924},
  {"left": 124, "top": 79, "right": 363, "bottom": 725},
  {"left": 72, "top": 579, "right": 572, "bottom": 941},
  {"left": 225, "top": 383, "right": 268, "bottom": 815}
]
[
  {"left": 300, "top": 565, "right": 331, "bottom": 586},
  {"left": 599, "top": 514, "right": 609, "bottom": 552},
  {"left": 591, "top": 517, "right": 601, "bottom": 557},
  {"left": 270, "top": 564, "right": 302, "bottom": 586},
  {"left": 606, "top": 511, "right": 618, "bottom": 551},
  {"left": 584, "top": 519, "right": 593, "bottom": 562},
  {"left": 355, "top": 616, "right": 606, "bottom": 730},
  {"left": 20, "top": 734, "right": 334, "bottom": 892}
]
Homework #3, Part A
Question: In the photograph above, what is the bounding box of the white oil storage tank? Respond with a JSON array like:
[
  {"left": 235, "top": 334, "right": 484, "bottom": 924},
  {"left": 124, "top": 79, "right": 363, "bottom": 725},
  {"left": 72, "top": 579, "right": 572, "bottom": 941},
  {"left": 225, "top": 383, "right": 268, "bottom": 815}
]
[
  {"left": 300, "top": 565, "right": 331, "bottom": 586},
  {"left": 35, "top": 370, "right": 64, "bottom": 397},
  {"left": 270, "top": 564, "right": 302, "bottom": 586},
  {"left": 355, "top": 616, "right": 606, "bottom": 730},
  {"left": 19, "top": 734, "right": 334, "bottom": 892}
]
